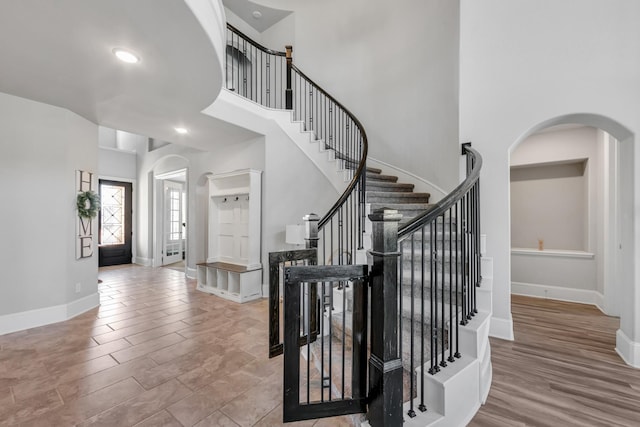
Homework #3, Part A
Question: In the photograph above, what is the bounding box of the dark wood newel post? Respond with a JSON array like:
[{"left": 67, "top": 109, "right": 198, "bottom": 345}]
[
  {"left": 285, "top": 45, "right": 293, "bottom": 110},
  {"left": 303, "top": 213, "right": 319, "bottom": 339},
  {"left": 368, "top": 208, "right": 403, "bottom": 427},
  {"left": 303, "top": 213, "right": 319, "bottom": 250}
]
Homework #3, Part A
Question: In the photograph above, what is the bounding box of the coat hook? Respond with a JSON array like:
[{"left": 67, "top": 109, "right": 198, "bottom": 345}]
[
  {"left": 223, "top": 197, "right": 227, "bottom": 203},
  {"left": 235, "top": 196, "right": 239, "bottom": 201}
]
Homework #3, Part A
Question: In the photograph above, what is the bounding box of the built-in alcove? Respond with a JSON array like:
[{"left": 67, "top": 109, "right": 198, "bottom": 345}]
[
  {"left": 196, "top": 169, "right": 262, "bottom": 303},
  {"left": 510, "top": 159, "right": 587, "bottom": 252}
]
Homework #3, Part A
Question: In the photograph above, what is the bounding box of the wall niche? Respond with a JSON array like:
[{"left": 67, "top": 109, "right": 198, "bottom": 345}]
[{"left": 510, "top": 159, "right": 587, "bottom": 251}]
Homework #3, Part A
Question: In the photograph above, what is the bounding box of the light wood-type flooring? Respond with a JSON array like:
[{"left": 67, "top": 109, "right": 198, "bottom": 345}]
[
  {"left": 1, "top": 266, "right": 639, "bottom": 426},
  {"left": 470, "top": 295, "right": 640, "bottom": 427}
]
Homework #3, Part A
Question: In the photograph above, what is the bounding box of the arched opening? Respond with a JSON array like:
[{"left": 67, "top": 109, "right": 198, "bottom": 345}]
[{"left": 508, "top": 113, "right": 634, "bottom": 363}]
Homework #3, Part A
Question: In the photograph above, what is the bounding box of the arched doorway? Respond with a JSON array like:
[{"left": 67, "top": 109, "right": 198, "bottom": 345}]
[{"left": 508, "top": 113, "right": 635, "bottom": 364}]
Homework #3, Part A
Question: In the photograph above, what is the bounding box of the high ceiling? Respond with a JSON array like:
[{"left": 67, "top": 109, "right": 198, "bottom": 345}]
[
  {"left": 0, "top": 0, "right": 259, "bottom": 150},
  {"left": 222, "top": 0, "right": 291, "bottom": 32}
]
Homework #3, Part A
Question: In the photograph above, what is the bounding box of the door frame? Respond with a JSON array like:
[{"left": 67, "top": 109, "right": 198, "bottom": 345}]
[
  {"left": 153, "top": 168, "right": 188, "bottom": 271},
  {"left": 162, "top": 180, "right": 186, "bottom": 266},
  {"left": 98, "top": 176, "right": 136, "bottom": 265}
]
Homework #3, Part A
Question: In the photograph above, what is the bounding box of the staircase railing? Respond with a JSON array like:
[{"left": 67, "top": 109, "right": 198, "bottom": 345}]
[
  {"left": 225, "top": 24, "right": 287, "bottom": 108},
  {"left": 225, "top": 23, "right": 368, "bottom": 263},
  {"left": 225, "top": 23, "right": 483, "bottom": 425},
  {"left": 393, "top": 142, "right": 482, "bottom": 419}
]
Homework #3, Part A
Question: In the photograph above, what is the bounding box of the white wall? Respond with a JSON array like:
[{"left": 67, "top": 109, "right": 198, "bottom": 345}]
[
  {"left": 98, "top": 147, "right": 136, "bottom": 181},
  {"left": 459, "top": 0, "right": 640, "bottom": 360},
  {"left": 131, "top": 115, "right": 336, "bottom": 287},
  {"left": 250, "top": 0, "right": 461, "bottom": 192},
  {"left": 0, "top": 92, "right": 99, "bottom": 333}
]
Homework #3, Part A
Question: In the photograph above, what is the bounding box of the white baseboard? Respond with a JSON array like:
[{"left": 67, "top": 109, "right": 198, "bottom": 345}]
[
  {"left": 593, "top": 291, "right": 606, "bottom": 314},
  {"left": 186, "top": 267, "right": 197, "bottom": 279},
  {"left": 133, "top": 257, "right": 152, "bottom": 267},
  {"left": 0, "top": 292, "right": 100, "bottom": 336},
  {"left": 512, "top": 281, "right": 602, "bottom": 308},
  {"left": 489, "top": 315, "right": 514, "bottom": 340},
  {"left": 67, "top": 293, "right": 100, "bottom": 319},
  {"left": 616, "top": 329, "right": 640, "bottom": 368}
]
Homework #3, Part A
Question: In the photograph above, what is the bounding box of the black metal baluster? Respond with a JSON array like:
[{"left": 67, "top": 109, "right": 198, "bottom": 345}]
[
  {"left": 429, "top": 221, "right": 439, "bottom": 374},
  {"left": 306, "top": 281, "right": 311, "bottom": 404},
  {"left": 454, "top": 201, "right": 461, "bottom": 358},
  {"left": 440, "top": 214, "right": 447, "bottom": 368},
  {"left": 266, "top": 56, "right": 271, "bottom": 108},
  {"left": 342, "top": 280, "right": 346, "bottom": 399},
  {"left": 448, "top": 207, "right": 455, "bottom": 363},
  {"left": 399, "top": 241, "right": 403, "bottom": 369},
  {"left": 477, "top": 176, "right": 482, "bottom": 290},
  {"left": 408, "top": 235, "right": 416, "bottom": 418},
  {"left": 321, "top": 280, "right": 326, "bottom": 402},
  {"left": 330, "top": 218, "right": 334, "bottom": 267},
  {"left": 472, "top": 183, "right": 477, "bottom": 315},
  {"left": 419, "top": 226, "right": 426, "bottom": 411},
  {"left": 242, "top": 39, "right": 247, "bottom": 97},
  {"left": 328, "top": 278, "right": 333, "bottom": 401},
  {"left": 462, "top": 192, "right": 469, "bottom": 324},
  {"left": 338, "top": 206, "right": 343, "bottom": 266}
]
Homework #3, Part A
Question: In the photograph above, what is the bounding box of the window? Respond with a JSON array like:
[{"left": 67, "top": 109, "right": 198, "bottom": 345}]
[{"left": 100, "top": 183, "right": 125, "bottom": 245}]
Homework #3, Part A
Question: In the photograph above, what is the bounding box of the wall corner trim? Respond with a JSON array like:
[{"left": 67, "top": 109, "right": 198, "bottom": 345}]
[
  {"left": 0, "top": 293, "right": 100, "bottom": 336},
  {"left": 615, "top": 329, "right": 640, "bottom": 368},
  {"left": 489, "top": 315, "right": 514, "bottom": 341},
  {"left": 133, "top": 257, "right": 152, "bottom": 267}
]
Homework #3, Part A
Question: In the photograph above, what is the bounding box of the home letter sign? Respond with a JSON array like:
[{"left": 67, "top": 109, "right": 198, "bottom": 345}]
[{"left": 76, "top": 170, "right": 94, "bottom": 259}]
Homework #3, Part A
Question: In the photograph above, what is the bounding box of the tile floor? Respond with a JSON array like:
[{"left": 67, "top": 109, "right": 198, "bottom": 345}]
[{"left": 0, "top": 265, "right": 357, "bottom": 426}]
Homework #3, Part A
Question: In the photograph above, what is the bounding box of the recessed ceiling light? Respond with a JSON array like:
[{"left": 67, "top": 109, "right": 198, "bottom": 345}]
[
  {"left": 252, "top": 10, "right": 262, "bottom": 19},
  {"left": 112, "top": 48, "right": 140, "bottom": 64},
  {"left": 175, "top": 127, "right": 188, "bottom": 134}
]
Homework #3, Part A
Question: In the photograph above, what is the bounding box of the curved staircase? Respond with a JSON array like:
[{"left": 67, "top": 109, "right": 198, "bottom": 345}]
[{"left": 222, "top": 22, "right": 491, "bottom": 427}]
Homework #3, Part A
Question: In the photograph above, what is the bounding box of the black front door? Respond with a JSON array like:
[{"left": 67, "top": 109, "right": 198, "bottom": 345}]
[{"left": 98, "top": 180, "right": 133, "bottom": 266}]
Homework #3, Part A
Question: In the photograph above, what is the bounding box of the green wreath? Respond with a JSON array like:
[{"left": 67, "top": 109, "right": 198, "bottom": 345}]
[{"left": 77, "top": 191, "right": 100, "bottom": 219}]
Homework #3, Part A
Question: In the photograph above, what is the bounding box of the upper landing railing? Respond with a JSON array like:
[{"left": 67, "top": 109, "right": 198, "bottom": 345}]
[{"left": 225, "top": 24, "right": 368, "bottom": 266}]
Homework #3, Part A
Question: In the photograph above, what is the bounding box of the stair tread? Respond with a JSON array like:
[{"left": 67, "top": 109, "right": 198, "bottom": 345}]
[
  {"left": 367, "top": 193, "right": 431, "bottom": 205},
  {"left": 367, "top": 183, "right": 415, "bottom": 192},
  {"left": 366, "top": 173, "right": 398, "bottom": 182},
  {"left": 367, "top": 191, "right": 431, "bottom": 197},
  {"left": 369, "top": 203, "right": 434, "bottom": 210},
  {"left": 366, "top": 166, "right": 382, "bottom": 174}
]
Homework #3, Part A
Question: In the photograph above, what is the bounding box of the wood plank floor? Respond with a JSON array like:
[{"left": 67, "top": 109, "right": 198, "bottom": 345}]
[
  {"left": 2, "top": 266, "right": 639, "bottom": 426},
  {"left": 470, "top": 295, "right": 640, "bottom": 427},
  {"left": 0, "top": 265, "right": 356, "bottom": 426}
]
